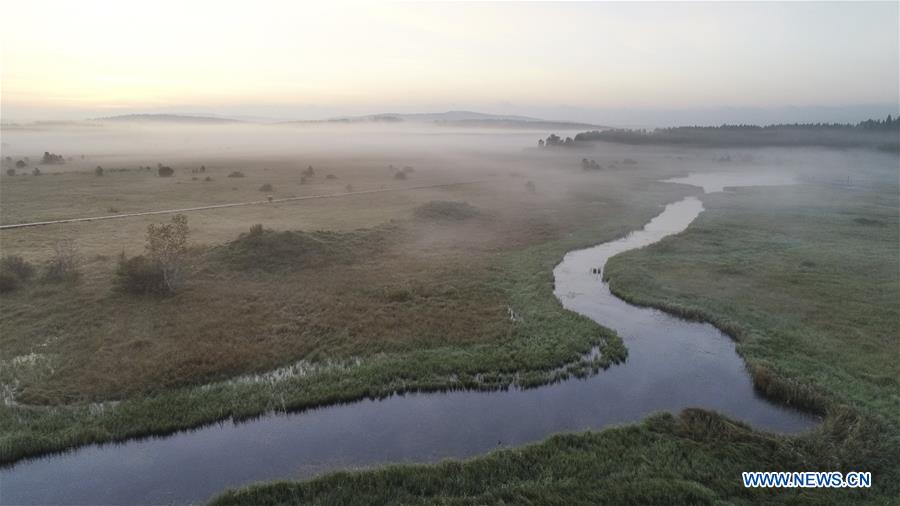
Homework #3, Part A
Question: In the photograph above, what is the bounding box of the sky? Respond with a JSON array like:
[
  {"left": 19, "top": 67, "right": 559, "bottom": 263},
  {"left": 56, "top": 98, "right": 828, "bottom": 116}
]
[{"left": 1, "top": 1, "right": 898, "bottom": 125}]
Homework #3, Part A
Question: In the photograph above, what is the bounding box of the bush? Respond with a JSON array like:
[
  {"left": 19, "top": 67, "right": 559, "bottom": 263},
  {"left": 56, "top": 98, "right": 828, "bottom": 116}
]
[
  {"left": 325, "top": 174, "right": 338, "bottom": 180},
  {"left": 204, "top": 176, "right": 213, "bottom": 182},
  {"left": 115, "top": 254, "right": 168, "bottom": 294},
  {"left": 43, "top": 239, "right": 79, "bottom": 282},
  {"left": 41, "top": 152, "right": 65, "bottom": 165},
  {"left": 0, "top": 272, "right": 18, "bottom": 293},
  {"left": 0, "top": 255, "right": 35, "bottom": 293},
  {"left": 259, "top": 183, "right": 273, "bottom": 192},
  {"left": 221, "top": 225, "right": 391, "bottom": 272},
  {"left": 393, "top": 171, "right": 407, "bottom": 180},
  {"left": 6, "top": 168, "right": 14, "bottom": 176},
  {"left": 228, "top": 171, "right": 245, "bottom": 178},
  {"left": 95, "top": 166, "right": 104, "bottom": 176},
  {"left": 158, "top": 165, "right": 175, "bottom": 177},
  {"left": 32, "top": 168, "right": 41, "bottom": 176},
  {"left": 1, "top": 255, "right": 35, "bottom": 281}
]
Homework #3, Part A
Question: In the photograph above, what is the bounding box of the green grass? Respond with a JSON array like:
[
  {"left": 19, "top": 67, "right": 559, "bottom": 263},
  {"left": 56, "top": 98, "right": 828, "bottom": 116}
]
[
  {"left": 212, "top": 410, "right": 894, "bottom": 506},
  {"left": 210, "top": 179, "right": 900, "bottom": 505},
  {"left": 604, "top": 183, "right": 900, "bottom": 424}
]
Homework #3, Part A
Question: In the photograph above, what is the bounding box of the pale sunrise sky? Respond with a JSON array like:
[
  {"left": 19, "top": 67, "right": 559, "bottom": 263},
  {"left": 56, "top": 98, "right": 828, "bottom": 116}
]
[{"left": 1, "top": 1, "right": 898, "bottom": 125}]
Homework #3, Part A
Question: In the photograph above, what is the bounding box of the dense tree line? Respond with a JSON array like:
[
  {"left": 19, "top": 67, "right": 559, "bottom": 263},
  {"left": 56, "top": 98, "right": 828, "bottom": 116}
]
[
  {"left": 539, "top": 133, "right": 575, "bottom": 148},
  {"left": 563, "top": 115, "right": 900, "bottom": 150}
]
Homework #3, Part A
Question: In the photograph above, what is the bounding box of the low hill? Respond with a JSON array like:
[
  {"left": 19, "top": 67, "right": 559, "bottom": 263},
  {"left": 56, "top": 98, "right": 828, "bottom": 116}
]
[{"left": 94, "top": 114, "right": 244, "bottom": 124}]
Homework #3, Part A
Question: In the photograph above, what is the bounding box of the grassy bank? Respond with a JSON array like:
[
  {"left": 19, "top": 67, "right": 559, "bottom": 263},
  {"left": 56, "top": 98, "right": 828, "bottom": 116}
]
[
  {"left": 212, "top": 409, "right": 890, "bottom": 506},
  {"left": 211, "top": 178, "right": 900, "bottom": 504}
]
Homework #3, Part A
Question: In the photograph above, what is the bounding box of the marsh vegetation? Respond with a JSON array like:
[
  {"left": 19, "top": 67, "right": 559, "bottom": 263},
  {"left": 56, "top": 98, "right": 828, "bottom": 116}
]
[{"left": 0, "top": 122, "right": 897, "bottom": 505}]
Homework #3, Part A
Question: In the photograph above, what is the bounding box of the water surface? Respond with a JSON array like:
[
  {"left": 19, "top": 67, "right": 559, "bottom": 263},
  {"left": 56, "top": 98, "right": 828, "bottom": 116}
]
[{"left": 0, "top": 174, "right": 816, "bottom": 505}]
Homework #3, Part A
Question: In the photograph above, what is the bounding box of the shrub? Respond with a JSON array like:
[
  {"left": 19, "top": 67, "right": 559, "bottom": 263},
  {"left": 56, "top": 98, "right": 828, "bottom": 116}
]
[
  {"left": 325, "top": 174, "right": 338, "bottom": 180},
  {"left": 393, "top": 171, "right": 407, "bottom": 180},
  {"left": 345, "top": 184, "right": 354, "bottom": 192},
  {"left": 41, "top": 152, "right": 65, "bottom": 165},
  {"left": 204, "top": 176, "right": 213, "bottom": 182},
  {"left": 221, "top": 225, "right": 391, "bottom": 272},
  {"left": 44, "top": 239, "right": 79, "bottom": 282},
  {"left": 1, "top": 255, "right": 35, "bottom": 281},
  {"left": 303, "top": 165, "right": 315, "bottom": 177},
  {"left": 32, "top": 168, "right": 41, "bottom": 176},
  {"left": 581, "top": 158, "right": 602, "bottom": 171},
  {"left": 228, "top": 171, "right": 245, "bottom": 178},
  {"left": 15, "top": 160, "right": 25, "bottom": 169},
  {"left": 0, "top": 272, "right": 18, "bottom": 293},
  {"left": 5, "top": 169, "right": 14, "bottom": 176},
  {"left": 402, "top": 166, "right": 415, "bottom": 173},
  {"left": 259, "top": 183, "right": 273, "bottom": 192},
  {"left": 95, "top": 166, "right": 104, "bottom": 176},
  {"left": 0, "top": 255, "right": 35, "bottom": 293},
  {"left": 115, "top": 254, "right": 167, "bottom": 294},
  {"left": 158, "top": 165, "right": 175, "bottom": 177}
]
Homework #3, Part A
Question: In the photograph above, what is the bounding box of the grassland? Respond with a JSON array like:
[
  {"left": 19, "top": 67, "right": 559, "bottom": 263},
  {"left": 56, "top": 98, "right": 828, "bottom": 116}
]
[
  {"left": 3, "top": 135, "right": 897, "bottom": 504},
  {"left": 210, "top": 153, "right": 900, "bottom": 505},
  {"left": 0, "top": 141, "right": 695, "bottom": 462}
]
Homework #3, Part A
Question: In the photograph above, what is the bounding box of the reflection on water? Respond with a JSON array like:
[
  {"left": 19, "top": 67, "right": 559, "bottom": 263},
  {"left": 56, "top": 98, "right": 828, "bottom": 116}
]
[{"left": 0, "top": 177, "right": 815, "bottom": 506}]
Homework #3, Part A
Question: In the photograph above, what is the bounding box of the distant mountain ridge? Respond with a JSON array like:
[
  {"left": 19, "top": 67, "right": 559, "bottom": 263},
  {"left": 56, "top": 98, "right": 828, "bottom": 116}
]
[
  {"left": 93, "top": 114, "right": 244, "bottom": 124},
  {"left": 283, "top": 110, "right": 605, "bottom": 129},
  {"left": 90, "top": 111, "right": 605, "bottom": 130}
]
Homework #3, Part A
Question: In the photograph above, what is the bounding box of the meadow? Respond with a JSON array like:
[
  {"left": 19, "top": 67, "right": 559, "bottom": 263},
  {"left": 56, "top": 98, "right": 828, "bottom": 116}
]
[
  {"left": 1, "top": 125, "right": 696, "bottom": 461},
  {"left": 1, "top": 125, "right": 897, "bottom": 504}
]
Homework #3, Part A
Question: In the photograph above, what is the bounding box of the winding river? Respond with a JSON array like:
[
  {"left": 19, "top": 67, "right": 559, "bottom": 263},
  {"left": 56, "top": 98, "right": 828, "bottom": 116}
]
[{"left": 0, "top": 172, "right": 815, "bottom": 506}]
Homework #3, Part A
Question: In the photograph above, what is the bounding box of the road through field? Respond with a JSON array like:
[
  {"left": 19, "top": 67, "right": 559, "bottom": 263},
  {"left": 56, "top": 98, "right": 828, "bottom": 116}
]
[{"left": 0, "top": 180, "right": 492, "bottom": 230}]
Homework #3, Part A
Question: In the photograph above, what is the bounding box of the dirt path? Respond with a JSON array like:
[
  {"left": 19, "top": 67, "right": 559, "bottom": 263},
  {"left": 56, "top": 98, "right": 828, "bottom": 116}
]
[{"left": 0, "top": 180, "right": 490, "bottom": 230}]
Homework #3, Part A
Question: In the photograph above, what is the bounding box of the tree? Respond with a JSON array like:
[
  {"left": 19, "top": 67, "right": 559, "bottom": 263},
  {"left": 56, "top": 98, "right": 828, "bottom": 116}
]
[
  {"left": 6, "top": 169, "right": 15, "bottom": 176},
  {"left": 158, "top": 165, "right": 174, "bottom": 177},
  {"left": 146, "top": 214, "right": 190, "bottom": 292},
  {"left": 95, "top": 166, "right": 104, "bottom": 176},
  {"left": 41, "top": 152, "right": 65, "bottom": 164},
  {"left": 15, "top": 160, "right": 25, "bottom": 169},
  {"left": 538, "top": 139, "right": 545, "bottom": 147}
]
